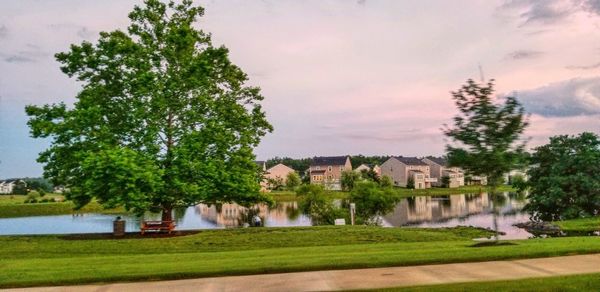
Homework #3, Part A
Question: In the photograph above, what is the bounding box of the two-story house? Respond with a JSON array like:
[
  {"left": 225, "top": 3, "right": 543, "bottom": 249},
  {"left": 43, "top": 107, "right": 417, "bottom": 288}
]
[
  {"left": 421, "top": 157, "right": 464, "bottom": 188},
  {"left": 380, "top": 157, "right": 437, "bottom": 189},
  {"left": 309, "top": 156, "right": 352, "bottom": 190}
]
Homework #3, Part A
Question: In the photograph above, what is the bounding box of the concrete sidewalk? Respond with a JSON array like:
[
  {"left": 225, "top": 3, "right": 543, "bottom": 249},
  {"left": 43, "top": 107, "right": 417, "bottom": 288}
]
[{"left": 7, "top": 254, "right": 600, "bottom": 292}]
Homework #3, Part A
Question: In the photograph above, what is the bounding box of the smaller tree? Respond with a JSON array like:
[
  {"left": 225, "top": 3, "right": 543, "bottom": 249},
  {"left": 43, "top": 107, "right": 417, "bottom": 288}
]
[
  {"left": 285, "top": 172, "right": 301, "bottom": 190},
  {"left": 406, "top": 177, "right": 415, "bottom": 189},
  {"left": 266, "top": 177, "right": 285, "bottom": 191},
  {"left": 341, "top": 170, "right": 361, "bottom": 191},
  {"left": 12, "top": 181, "right": 29, "bottom": 195},
  {"left": 296, "top": 184, "right": 345, "bottom": 225},
  {"left": 444, "top": 79, "right": 529, "bottom": 241},
  {"left": 379, "top": 175, "right": 393, "bottom": 188},
  {"left": 510, "top": 174, "right": 528, "bottom": 194},
  {"left": 350, "top": 181, "right": 398, "bottom": 225}
]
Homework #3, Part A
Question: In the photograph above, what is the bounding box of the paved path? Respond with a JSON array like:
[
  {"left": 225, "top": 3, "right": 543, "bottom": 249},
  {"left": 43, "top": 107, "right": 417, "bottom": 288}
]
[{"left": 7, "top": 254, "right": 600, "bottom": 292}]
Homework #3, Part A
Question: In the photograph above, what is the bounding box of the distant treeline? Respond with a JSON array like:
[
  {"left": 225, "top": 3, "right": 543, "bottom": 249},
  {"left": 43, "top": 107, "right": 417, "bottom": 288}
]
[{"left": 265, "top": 155, "right": 391, "bottom": 173}]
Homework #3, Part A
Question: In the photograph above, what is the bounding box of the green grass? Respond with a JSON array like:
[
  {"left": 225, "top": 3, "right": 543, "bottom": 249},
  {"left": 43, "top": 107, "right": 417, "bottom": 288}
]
[
  {"left": 0, "top": 194, "right": 125, "bottom": 218},
  {"left": 555, "top": 217, "right": 600, "bottom": 233},
  {"left": 1, "top": 226, "right": 600, "bottom": 288},
  {"left": 269, "top": 185, "right": 515, "bottom": 201},
  {"left": 371, "top": 273, "right": 600, "bottom": 291}
]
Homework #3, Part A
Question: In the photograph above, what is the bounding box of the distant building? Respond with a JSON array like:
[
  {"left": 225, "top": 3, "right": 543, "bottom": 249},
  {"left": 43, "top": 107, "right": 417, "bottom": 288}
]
[
  {"left": 421, "top": 157, "right": 464, "bottom": 188},
  {"left": 0, "top": 181, "right": 15, "bottom": 194},
  {"left": 309, "top": 156, "right": 352, "bottom": 190},
  {"left": 354, "top": 163, "right": 382, "bottom": 178},
  {"left": 265, "top": 163, "right": 296, "bottom": 189},
  {"left": 380, "top": 157, "right": 437, "bottom": 189}
]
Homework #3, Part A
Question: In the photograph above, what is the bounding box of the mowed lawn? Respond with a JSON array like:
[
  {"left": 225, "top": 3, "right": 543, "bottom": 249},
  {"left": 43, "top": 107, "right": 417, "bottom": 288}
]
[
  {"left": 555, "top": 217, "right": 600, "bottom": 233},
  {"left": 0, "top": 194, "right": 124, "bottom": 218},
  {"left": 1, "top": 226, "right": 600, "bottom": 288},
  {"left": 377, "top": 272, "right": 600, "bottom": 291}
]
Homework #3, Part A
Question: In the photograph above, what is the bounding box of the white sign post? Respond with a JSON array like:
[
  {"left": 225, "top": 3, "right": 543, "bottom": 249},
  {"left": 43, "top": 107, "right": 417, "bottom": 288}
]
[{"left": 350, "top": 203, "right": 356, "bottom": 226}]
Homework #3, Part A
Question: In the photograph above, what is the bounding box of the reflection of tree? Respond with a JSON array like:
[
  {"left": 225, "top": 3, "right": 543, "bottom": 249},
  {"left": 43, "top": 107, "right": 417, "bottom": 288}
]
[{"left": 285, "top": 203, "right": 301, "bottom": 221}]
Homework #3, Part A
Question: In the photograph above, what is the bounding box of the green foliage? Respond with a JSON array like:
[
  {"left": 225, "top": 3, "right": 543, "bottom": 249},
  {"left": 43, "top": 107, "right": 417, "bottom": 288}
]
[
  {"left": 406, "top": 176, "right": 415, "bottom": 189},
  {"left": 285, "top": 172, "right": 301, "bottom": 190},
  {"left": 444, "top": 79, "right": 529, "bottom": 188},
  {"left": 350, "top": 181, "right": 399, "bottom": 225},
  {"left": 510, "top": 174, "right": 527, "bottom": 193},
  {"left": 11, "top": 181, "right": 28, "bottom": 195},
  {"left": 360, "top": 168, "right": 380, "bottom": 183},
  {"left": 341, "top": 170, "right": 361, "bottom": 191},
  {"left": 265, "top": 157, "right": 312, "bottom": 173},
  {"left": 296, "top": 184, "right": 345, "bottom": 225},
  {"left": 23, "top": 178, "right": 53, "bottom": 193},
  {"left": 379, "top": 175, "right": 393, "bottom": 188},
  {"left": 525, "top": 132, "right": 600, "bottom": 221},
  {"left": 441, "top": 176, "right": 450, "bottom": 188},
  {"left": 25, "top": 0, "right": 272, "bottom": 219},
  {"left": 266, "top": 177, "right": 285, "bottom": 191},
  {"left": 349, "top": 154, "right": 390, "bottom": 167}
]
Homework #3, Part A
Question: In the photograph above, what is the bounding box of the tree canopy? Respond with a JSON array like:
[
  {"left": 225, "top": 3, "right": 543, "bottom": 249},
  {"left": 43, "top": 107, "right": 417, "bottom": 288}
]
[
  {"left": 525, "top": 132, "right": 600, "bottom": 221},
  {"left": 444, "top": 79, "right": 529, "bottom": 188},
  {"left": 25, "top": 0, "right": 272, "bottom": 220}
]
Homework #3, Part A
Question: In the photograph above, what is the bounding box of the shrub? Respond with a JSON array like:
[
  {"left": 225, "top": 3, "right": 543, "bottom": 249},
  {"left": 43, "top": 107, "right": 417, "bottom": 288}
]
[{"left": 350, "top": 181, "right": 399, "bottom": 225}]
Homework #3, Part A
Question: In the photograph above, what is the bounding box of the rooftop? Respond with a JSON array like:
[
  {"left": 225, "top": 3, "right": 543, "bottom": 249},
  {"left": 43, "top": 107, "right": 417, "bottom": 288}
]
[
  {"left": 394, "top": 156, "right": 428, "bottom": 166},
  {"left": 311, "top": 156, "right": 348, "bottom": 166}
]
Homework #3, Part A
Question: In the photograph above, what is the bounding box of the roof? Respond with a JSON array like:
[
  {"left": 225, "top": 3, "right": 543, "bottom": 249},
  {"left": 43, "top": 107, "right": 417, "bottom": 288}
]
[
  {"left": 424, "top": 156, "right": 447, "bottom": 166},
  {"left": 311, "top": 156, "right": 348, "bottom": 166},
  {"left": 394, "top": 156, "right": 428, "bottom": 166},
  {"left": 310, "top": 169, "right": 326, "bottom": 173}
]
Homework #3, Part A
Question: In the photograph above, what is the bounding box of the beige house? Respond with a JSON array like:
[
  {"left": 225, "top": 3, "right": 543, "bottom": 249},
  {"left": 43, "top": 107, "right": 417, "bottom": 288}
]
[
  {"left": 422, "top": 157, "right": 464, "bottom": 188},
  {"left": 309, "top": 156, "right": 352, "bottom": 190},
  {"left": 380, "top": 157, "right": 437, "bottom": 189},
  {"left": 354, "top": 164, "right": 382, "bottom": 177},
  {"left": 265, "top": 163, "right": 296, "bottom": 189}
]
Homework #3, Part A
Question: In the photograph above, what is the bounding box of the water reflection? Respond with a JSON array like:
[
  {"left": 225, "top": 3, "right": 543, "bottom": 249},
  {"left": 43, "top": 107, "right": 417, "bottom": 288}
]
[
  {"left": 0, "top": 193, "right": 530, "bottom": 238},
  {"left": 382, "top": 192, "right": 531, "bottom": 239}
]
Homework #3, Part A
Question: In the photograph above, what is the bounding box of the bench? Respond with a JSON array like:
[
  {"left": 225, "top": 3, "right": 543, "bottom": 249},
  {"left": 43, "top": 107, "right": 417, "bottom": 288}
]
[{"left": 140, "top": 220, "right": 176, "bottom": 235}]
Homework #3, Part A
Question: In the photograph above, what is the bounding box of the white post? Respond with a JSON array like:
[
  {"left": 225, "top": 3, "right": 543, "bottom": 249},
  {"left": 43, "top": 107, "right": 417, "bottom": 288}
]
[{"left": 350, "top": 203, "right": 356, "bottom": 226}]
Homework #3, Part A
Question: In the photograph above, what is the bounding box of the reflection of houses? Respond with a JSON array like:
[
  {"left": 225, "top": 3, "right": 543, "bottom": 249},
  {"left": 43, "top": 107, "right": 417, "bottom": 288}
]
[
  {"left": 309, "top": 156, "right": 352, "bottom": 190},
  {"left": 380, "top": 157, "right": 437, "bottom": 189},
  {"left": 422, "top": 157, "right": 464, "bottom": 188},
  {"left": 195, "top": 201, "right": 300, "bottom": 227},
  {"left": 383, "top": 193, "right": 492, "bottom": 226}
]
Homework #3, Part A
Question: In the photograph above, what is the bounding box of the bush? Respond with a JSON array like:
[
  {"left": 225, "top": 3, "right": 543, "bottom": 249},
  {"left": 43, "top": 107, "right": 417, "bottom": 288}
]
[
  {"left": 285, "top": 172, "right": 301, "bottom": 190},
  {"left": 341, "top": 170, "right": 361, "bottom": 191},
  {"left": 510, "top": 174, "right": 527, "bottom": 193},
  {"left": 350, "top": 181, "right": 399, "bottom": 225},
  {"left": 407, "top": 177, "right": 415, "bottom": 189},
  {"left": 379, "top": 175, "right": 393, "bottom": 188},
  {"left": 441, "top": 176, "right": 450, "bottom": 188},
  {"left": 296, "top": 184, "right": 347, "bottom": 225}
]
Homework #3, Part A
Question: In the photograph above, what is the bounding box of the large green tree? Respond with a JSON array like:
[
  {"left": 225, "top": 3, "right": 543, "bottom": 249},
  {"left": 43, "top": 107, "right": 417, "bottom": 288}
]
[
  {"left": 525, "top": 132, "right": 600, "bottom": 221},
  {"left": 444, "top": 79, "right": 528, "bottom": 240},
  {"left": 25, "top": 0, "right": 272, "bottom": 221}
]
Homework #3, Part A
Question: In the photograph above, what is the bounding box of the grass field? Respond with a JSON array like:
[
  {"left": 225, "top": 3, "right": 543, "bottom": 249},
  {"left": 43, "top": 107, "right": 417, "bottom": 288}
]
[
  {"left": 376, "top": 272, "right": 600, "bottom": 291},
  {"left": 555, "top": 217, "right": 600, "bottom": 233},
  {"left": 1, "top": 226, "right": 600, "bottom": 288},
  {"left": 0, "top": 194, "right": 124, "bottom": 218},
  {"left": 269, "top": 185, "right": 515, "bottom": 201}
]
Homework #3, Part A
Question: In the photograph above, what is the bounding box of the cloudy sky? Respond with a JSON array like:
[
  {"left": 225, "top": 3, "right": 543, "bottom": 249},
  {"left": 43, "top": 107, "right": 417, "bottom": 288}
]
[{"left": 1, "top": 0, "right": 600, "bottom": 178}]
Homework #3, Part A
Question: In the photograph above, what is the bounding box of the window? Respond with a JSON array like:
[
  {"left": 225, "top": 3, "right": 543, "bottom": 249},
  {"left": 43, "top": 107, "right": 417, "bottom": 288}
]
[
  {"left": 328, "top": 166, "right": 332, "bottom": 172},
  {"left": 316, "top": 166, "right": 320, "bottom": 170}
]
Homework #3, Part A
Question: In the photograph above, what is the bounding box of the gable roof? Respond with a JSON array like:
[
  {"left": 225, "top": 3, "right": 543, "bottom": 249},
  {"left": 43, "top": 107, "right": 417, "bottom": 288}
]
[
  {"left": 394, "top": 156, "right": 428, "bottom": 166},
  {"left": 424, "top": 156, "right": 447, "bottom": 166},
  {"left": 311, "top": 156, "right": 348, "bottom": 166}
]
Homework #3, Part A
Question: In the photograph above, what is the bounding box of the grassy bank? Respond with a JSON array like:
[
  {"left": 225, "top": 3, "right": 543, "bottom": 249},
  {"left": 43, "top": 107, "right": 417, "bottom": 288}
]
[
  {"left": 377, "top": 273, "right": 600, "bottom": 291},
  {"left": 269, "top": 185, "right": 515, "bottom": 201},
  {"left": 555, "top": 217, "right": 600, "bottom": 233},
  {"left": 0, "top": 194, "right": 125, "bottom": 218},
  {"left": 1, "top": 226, "right": 600, "bottom": 288}
]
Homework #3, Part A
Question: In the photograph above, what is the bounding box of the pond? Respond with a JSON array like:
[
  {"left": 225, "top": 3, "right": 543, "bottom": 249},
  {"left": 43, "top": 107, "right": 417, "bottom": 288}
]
[{"left": 0, "top": 192, "right": 532, "bottom": 238}]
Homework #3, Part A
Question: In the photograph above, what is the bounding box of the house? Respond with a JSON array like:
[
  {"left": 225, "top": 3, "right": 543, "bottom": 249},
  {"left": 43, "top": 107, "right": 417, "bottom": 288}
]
[
  {"left": 264, "top": 163, "right": 296, "bottom": 189},
  {"left": 421, "top": 157, "right": 464, "bottom": 188},
  {"left": 380, "top": 157, "right": 437, "bottom": 189},
  {"left": 354, "top": 164, "right": 382, "bottom": 177},
  {"left": 0, "top": 181, "right": 15, "bottom": 194},
  {"left": 309, "top": 156, "right": 352, "bottom": 190},
  {"left": 467, "top": 175, "right": 488, "bottom": 186}
]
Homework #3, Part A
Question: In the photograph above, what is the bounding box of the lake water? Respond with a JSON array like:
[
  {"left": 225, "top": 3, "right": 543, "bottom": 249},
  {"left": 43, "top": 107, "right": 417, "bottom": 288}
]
[{"left": 0, "top": 192, "right": 532, "bottom": 238}]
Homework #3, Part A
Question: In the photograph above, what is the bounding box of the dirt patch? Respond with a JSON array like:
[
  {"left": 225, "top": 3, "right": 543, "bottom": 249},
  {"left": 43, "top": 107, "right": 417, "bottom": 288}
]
[
  {"left": 469, "top": 241, "right": 518, "bottom": 248},
  {"left": 59, "top": 230, "right": 201, "bottom": 240}
]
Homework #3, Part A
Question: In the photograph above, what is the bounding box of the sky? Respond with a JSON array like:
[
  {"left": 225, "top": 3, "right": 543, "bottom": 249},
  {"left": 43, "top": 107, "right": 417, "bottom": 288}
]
[{"left": 1, "top": 0, "right": 600, "bottom": 178}]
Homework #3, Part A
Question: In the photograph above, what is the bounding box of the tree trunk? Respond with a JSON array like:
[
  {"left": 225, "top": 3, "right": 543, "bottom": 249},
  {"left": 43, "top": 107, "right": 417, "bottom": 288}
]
[
  {"left": 490, "top": 187, "right": 499, "bottom": 242},
  {"left": 161, "top": 206, "right": 173, "bottom": 222}
]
